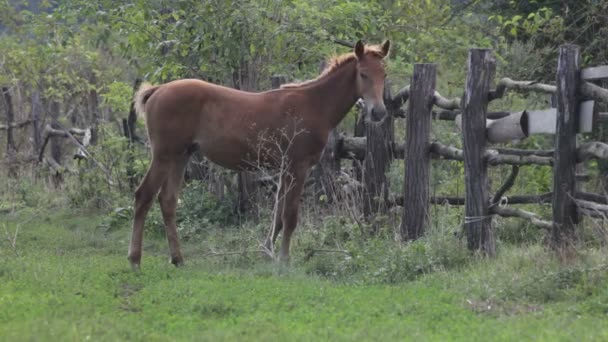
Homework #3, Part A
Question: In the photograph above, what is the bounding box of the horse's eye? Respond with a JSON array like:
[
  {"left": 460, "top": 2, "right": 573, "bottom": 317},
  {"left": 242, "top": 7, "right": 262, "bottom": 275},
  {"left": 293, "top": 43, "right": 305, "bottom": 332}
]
[{"left": 360, "top": 73, "right": 369, "bottom": 80}]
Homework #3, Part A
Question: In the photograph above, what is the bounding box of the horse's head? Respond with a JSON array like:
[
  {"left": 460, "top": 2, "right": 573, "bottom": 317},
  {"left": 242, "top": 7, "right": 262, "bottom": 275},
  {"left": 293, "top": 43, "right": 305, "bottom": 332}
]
[{"left": 355, "top": 40, "right": 390, "bottom": 123}]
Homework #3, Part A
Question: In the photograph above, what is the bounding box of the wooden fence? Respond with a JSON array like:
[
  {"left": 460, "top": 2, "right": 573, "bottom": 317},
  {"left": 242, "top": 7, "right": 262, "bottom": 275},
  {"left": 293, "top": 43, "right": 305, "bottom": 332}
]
[{"left": 324, "top": 44, "right": 608, "bottom": 257}]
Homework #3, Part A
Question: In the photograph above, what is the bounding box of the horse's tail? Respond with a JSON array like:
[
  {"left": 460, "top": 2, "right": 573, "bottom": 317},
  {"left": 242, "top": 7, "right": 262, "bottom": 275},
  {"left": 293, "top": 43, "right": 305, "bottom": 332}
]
[{"left": 134, "top": 83, "right": 161, "bottom": 120}]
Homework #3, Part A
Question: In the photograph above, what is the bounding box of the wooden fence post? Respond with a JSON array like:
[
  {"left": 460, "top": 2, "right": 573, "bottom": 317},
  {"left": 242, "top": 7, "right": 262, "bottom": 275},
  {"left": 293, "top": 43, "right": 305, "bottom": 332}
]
[
  {"left": 49, "top": 100, "right": 63, "bottom": 187},
  {"left": 362, "top": 80, "right": 394, "bottom": 222},
  {"left": 88, "top": 74, "right": 99, "bottom": 145},
  {"left": 462, "top": 49, "right": 496, "bottom": 256},
  {"left": 31, "top": 91, "right": 42, "bottom": 156},
  {"left": 401, "top": 64, "right": 436, "bottom": 241},
  {"left": 552, "top": 44, "right": 581, "bottom": 257}
]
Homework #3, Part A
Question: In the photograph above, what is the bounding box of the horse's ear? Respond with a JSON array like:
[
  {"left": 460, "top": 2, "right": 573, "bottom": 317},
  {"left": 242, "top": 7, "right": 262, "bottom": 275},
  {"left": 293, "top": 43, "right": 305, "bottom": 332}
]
[
  {"left": 381, "top": 40, "right": 391, "bottom": 58},
  {"left": 354, "top": 40, "right": 365, "bottom": 59}
]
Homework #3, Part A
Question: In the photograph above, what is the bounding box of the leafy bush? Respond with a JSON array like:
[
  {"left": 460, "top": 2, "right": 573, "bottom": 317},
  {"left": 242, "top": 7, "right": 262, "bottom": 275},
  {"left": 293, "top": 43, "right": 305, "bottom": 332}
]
[{"left": 177, "top": 180, "right": 238, "bottom": 239}]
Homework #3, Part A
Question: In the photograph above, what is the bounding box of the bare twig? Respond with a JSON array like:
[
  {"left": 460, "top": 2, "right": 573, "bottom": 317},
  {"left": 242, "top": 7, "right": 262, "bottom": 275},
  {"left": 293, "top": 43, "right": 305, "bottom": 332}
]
[{"left": 0, "top": 119, "right": 33, "bottom": 130}]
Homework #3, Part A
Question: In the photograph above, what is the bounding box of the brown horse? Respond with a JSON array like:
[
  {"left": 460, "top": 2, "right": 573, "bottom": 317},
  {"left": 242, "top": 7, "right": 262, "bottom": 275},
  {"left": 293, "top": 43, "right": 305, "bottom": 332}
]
[{"left": 128, "top": 40, "right": 390, "bottom": 269}]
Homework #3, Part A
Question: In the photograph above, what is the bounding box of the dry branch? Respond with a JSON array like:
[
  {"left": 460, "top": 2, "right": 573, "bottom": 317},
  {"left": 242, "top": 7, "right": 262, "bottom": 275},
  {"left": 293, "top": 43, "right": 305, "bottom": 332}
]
[
  {"left": 429, "top": 141, "right": 553, "bottom": 166},
  {"left": 575, "top": 199, "right": 608, "bottom": 219},
  {"left": 581, "top": 82, "right": 608, "bottom": 104},
  {"left": 494, "top": 147, "right": 554, "bottom": 157},
  {"left": 390, "top": 85, "right": 410, "bottom": 108},
  {"left": 490, "top": 77, "right": 556, "bottom": 100},
  {"left": 577, "top": 142, "right": 608, "bottom": 161},
  {"left": 576, "top": 191, "right": 608, "bottom": 205},
  {"left": 491, "top": 206, "right": 553, "bottom": 229},
  {"left": 393, "top": 192, "right": 552, "bottom": 207},
  {"left": 486, "top": 150, "right": 553, "bottom": 166},
  {"left": 434, "top": 91, "right": 461, "bottom": 110},
  {"left": 0, "top": 119, "right": 33, "bottom": 130},
  {"left": 38, "top": 124, "right": 87, "bottom": 162}
]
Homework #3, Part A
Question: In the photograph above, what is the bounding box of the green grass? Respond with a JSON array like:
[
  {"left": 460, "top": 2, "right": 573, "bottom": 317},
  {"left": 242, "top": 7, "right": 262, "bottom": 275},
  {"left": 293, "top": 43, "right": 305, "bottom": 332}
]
[{"left": 1, "top": 209, "right": 608, "bottom": 341}]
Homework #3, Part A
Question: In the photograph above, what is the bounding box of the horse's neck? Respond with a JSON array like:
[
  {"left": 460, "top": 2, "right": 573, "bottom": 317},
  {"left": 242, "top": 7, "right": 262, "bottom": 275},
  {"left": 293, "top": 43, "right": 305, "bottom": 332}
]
[{"left": 308, "top": 61, "right": 359, "bottom": 129}]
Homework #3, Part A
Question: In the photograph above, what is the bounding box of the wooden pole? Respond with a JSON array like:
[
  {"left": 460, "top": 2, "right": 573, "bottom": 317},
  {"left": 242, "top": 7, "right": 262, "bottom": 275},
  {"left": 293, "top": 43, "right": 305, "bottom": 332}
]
[
  {"left": 2, "top": 87, "right": 17, "bottom": 177},
  {"left": 552, "top": 44, "right": 581, "bottom": 257},
  {"left": 462, "top": 49, "right": 496, "bottom": 256},
  {"left": 401, "top": 64, "right": 436, "bottom": 241}
]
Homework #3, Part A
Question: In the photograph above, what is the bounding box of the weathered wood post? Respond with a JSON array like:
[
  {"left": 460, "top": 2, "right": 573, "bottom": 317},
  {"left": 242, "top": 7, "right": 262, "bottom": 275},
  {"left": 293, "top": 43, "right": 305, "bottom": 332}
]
[
  {"left": 2, "top": 87, "right": 17, "bottom": 177},
  {"left": 49, "top": 100, "right": 63, "bottom": 187},
  {"left": 88, "top": 75, "right": 100, "bottom": 145},
  {"left": 552, "top": 44, "right": 581, "bottom": 257},
  {"left": 362, "top": 80, "right": 394, "bottom": 222},
  {"left": 31, "top": 91, "right": 42, "bottom": 156},
  {"left": 462, "top": 49, "right": 496, "bottom": 256},
  {"left": 401, "top": 64, "right": 436, "bottom": 241}
]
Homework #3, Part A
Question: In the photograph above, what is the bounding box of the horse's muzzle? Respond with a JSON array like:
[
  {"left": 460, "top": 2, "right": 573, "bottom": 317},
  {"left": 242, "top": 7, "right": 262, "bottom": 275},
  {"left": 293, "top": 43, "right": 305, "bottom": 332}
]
[{"left": 369, "top": 106, "right": 388, "bottom": 122}]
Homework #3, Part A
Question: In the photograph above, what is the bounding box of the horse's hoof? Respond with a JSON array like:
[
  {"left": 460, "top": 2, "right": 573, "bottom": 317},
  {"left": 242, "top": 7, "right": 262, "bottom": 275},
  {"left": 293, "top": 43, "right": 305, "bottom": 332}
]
[
  {"left": 129, "top": 260, "right": 141, "bottom": 272},
  {"left": 170, "top": 256, "right": 184, "bottom": 267},
  {"left": 128, "top": 253, "right": 141, "bottom": 271}
]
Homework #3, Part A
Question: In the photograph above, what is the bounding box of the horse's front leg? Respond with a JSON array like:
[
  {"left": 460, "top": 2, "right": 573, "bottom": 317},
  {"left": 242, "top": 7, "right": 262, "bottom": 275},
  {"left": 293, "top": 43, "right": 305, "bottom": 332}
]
[
  {"left": 278, "top": 164, "right": 308, "bottom": 263},
  {"left": 264, "top": 175, "right": 285, "bottom": 256}
]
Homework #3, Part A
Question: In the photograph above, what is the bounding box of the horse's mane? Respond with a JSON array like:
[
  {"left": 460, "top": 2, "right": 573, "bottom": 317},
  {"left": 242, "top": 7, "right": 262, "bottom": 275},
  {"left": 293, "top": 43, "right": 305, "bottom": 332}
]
[{"left": 281, "top": 44, "right": 385, "bottom": 89}]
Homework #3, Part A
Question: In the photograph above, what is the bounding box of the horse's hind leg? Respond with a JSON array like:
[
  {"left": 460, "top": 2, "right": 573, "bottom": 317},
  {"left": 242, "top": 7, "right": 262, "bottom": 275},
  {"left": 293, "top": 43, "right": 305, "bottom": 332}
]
[
  {"left": 128, "top": 158, "right": 170, "bottom": 270},
  {"left": 158, "top": 155, "right": 189, "bottom": 266}
]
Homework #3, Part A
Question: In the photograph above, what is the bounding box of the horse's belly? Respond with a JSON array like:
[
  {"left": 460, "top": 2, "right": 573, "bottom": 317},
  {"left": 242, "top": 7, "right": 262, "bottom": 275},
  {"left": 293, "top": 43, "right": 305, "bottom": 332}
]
[{"left": 197, "top": 135, "right": 283, "bottom": 171}]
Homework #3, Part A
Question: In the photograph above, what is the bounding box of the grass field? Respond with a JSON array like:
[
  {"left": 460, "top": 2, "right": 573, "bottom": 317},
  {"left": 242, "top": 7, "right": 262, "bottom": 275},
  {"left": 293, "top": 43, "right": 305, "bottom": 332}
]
[{"left": 1, "top": 209, "right": 608, "bottom": 341}]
